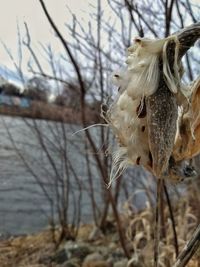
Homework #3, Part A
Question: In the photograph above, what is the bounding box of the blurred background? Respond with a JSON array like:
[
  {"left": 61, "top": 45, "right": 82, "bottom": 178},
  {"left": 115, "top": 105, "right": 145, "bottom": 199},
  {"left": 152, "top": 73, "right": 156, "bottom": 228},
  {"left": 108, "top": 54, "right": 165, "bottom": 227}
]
[{"left": 0, "top": 0, "right": 199, "bottom": 263}]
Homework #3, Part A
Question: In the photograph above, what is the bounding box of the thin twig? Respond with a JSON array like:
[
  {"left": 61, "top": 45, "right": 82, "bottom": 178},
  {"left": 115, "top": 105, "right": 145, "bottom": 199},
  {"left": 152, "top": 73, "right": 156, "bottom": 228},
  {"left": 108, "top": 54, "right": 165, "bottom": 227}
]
[
  {"left": 172, "top": 224, "right": 200, "bottom": 267},
  {"left": 154, "top": 178, "right": 163, "bottom": 267},
  {"left": 164, "top": 183, "right": 179, "bottom": 257}
]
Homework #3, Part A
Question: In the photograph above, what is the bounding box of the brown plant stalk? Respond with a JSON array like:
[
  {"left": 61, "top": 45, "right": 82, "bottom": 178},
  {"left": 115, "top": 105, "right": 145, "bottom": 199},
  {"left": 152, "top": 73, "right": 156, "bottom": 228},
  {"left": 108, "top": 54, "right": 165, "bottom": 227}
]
[{"left": 147, "top": 22, "right": 200, "bottom": 267}]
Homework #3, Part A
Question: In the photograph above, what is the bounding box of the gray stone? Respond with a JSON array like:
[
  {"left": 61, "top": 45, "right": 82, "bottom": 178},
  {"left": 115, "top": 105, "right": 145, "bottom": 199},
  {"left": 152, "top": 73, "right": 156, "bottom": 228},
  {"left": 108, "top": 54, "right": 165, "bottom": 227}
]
[
  {"left": 83, "top": 252, "right": 104, "bottom": 263},
  {"left": 95, "top": 245, "right": 112, "bottom": 257},
  {"left": 61, "top": 259, "right": 80, "bottom": 267},
  {"left": 52, "top": 248, "right": 68, "bottom": 264},
  {"left": 108, "top": 242, "right": 118, "bottom": 250},
  {"left": 64, "top": 242, "right": 91, "bottom": 260},
  {"left": 114, "top": 259, "right": 128, "bottom": 267},
  {"left": 111, "top": 250, "right": 124, "bottom": 261}
]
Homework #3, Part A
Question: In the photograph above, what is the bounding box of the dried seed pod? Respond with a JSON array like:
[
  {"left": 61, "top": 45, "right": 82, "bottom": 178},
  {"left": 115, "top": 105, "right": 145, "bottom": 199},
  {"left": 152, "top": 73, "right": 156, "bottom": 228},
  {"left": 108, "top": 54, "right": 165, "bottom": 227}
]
[
  {"left": 147, "top": 83, "right": 178, "bottom": 177},
  {"left": 173, "top": 77, "right": 200, "bottom": 161},
  {"left": 106, "top": 24, "right": 200, "bottom": 184}
]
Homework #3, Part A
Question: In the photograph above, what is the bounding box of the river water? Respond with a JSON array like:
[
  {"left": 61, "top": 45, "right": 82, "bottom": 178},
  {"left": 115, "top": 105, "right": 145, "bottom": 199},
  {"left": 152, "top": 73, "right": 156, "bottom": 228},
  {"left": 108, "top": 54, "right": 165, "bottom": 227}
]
[{"left": 0, "top": 115, "right": 152, "bottom": 237}]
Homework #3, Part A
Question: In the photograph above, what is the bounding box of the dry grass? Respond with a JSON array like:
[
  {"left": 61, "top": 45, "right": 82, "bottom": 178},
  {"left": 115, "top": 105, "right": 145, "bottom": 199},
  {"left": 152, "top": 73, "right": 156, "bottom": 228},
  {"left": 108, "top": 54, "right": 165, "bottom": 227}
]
[
  {"left": 0, "top": 189, "right": 200, "bottom": 267},
  {"left": 124, "top": 187, "right": 200, "bottom": 267},
  {"left": 0, "top": 230, "right": 57, "bottom": 267},
  {"left": 0, "top": 224, "right": 113, "bottom": 267}
]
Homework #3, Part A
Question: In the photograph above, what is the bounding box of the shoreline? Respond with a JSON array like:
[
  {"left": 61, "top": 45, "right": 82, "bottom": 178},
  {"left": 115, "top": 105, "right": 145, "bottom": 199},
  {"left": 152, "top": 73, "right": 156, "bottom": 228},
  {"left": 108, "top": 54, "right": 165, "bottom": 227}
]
[{"left": 0, "top": 101, "right": 100, "bottom": 125}]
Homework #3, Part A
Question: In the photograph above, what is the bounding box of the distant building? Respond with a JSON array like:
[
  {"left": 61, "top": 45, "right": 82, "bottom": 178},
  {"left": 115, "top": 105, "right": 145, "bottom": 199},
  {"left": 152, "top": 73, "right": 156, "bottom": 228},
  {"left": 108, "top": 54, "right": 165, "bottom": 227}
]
[
  {"left": 0, "top": 94, "right": 31, "bottom": 108},
  {"left": 20, "top": 97, "right": 31, "bottom": 108},
  {"left": 0, "top": 77, "right": 31, "bottom": 108}
]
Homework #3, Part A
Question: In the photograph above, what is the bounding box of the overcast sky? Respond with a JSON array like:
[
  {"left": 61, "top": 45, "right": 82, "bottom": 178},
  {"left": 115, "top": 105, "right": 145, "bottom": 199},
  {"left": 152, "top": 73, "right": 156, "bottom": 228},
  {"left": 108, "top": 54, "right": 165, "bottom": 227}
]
[
  {"left": 0, "top": 0, "right": 98, "bottom": 74},
  {"left": 0, "top": 0, "right": 199, "bottom": 81}
]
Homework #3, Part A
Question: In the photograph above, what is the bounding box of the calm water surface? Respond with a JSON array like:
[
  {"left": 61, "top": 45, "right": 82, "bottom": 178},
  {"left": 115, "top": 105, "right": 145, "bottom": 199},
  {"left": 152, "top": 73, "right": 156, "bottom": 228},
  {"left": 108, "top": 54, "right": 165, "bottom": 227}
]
[{"left": 0, "top": 115, "right": 151, "bottom": 236}]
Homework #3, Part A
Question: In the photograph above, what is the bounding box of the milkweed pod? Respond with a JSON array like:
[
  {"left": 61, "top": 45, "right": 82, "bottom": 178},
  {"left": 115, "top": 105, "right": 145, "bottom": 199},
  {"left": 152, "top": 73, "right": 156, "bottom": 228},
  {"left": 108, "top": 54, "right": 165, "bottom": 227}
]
[
  {"left": 162, "top": 35, "right": 181, "bottom": 94},
  {"left": 173, "top": 76, "right": 200, "bottom": 161},
  {"left": 112, "top": 71, "right": 125, "bottom": 87},
  {"left": 117, "top": 91, "right": 140, "bottom": 116},
  {"left": 133, "top": 36, "right": 167, "bottom": 54},
  {"left": 126, "top": 55, "right": 160, "bottom": 99}
]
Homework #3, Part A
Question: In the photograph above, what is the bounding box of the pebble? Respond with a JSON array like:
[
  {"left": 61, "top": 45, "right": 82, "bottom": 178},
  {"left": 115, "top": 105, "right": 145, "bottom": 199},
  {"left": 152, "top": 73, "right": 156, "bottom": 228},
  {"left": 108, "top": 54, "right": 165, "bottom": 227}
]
[
  {"left": 113, "top": 259, "right": 128, "bottom": 267},
  {"left": 83, "top": 252, "right": 104, "bottom": 263}
]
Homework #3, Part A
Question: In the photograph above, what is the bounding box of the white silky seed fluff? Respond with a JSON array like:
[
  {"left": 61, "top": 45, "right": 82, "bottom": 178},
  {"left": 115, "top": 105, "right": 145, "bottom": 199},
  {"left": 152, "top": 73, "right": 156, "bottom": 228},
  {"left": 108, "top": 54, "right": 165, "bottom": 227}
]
[{"left": 106, "top": 35, "right": 190, "bottom": 185}]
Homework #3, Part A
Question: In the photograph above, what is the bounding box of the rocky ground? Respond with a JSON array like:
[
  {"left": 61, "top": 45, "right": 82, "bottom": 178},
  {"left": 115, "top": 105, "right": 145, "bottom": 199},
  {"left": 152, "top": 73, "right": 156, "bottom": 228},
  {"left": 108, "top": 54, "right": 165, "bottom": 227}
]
[
  {"left": 0, "top": 224, "right": 128, "bottom": 267},
  {"left": 1, "top": 198, "right": 200, "bottom": 267}
]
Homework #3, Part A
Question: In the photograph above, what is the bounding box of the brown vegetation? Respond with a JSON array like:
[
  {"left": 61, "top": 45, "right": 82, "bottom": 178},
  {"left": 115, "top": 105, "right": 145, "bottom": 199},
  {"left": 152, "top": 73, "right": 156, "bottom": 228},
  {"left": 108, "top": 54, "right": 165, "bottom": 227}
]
[
  {"left": 0, "top": 101, "right": 100, "bottom": 124},
  {"left": 0, "top": 188, "right": 200, "bottom": 267},
  {"left": 1, "top": 0, "right": 199, "bottom": 266}
]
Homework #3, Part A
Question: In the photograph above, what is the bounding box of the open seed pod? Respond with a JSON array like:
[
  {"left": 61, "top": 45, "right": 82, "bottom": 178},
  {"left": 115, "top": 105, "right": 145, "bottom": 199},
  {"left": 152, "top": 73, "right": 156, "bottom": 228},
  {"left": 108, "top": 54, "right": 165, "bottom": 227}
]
[
  {"left": 173, "top": 77, "right": 200, "bottom": 161},
  {"left": 105, "top": 36, "right": 178, "bottom": 183},
  {"left": 105, "top": 26, "right": 200, "bottom": 184}
]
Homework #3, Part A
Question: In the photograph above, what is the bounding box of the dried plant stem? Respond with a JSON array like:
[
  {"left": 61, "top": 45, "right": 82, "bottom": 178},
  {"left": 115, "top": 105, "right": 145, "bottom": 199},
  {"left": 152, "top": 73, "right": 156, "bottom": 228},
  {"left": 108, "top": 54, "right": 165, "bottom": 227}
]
[
  {"left": 172, "top": 224, "right": 200, "bottom": 267},
  {"left": 160, "top": 186, "right": 166, "bottom": 241},
  {"left": 154, "top": 178, "right": 164, "bottom": 267},
  {"left": 164, "top": 183, "right": 179, "bottom": 257},
  {"left": 148, "top": 22, "right": 200, "bottom": 267}
]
